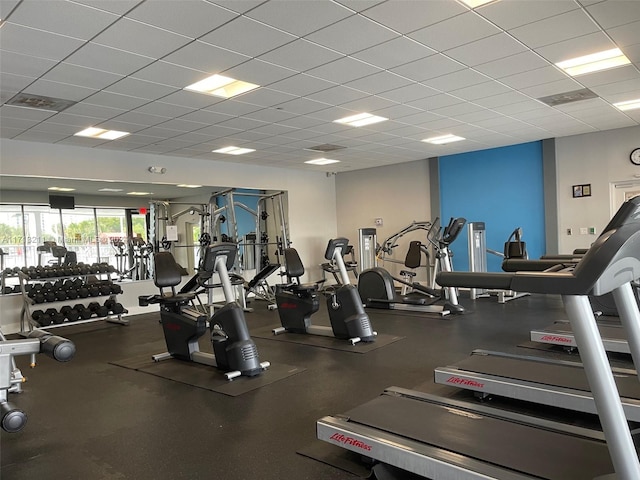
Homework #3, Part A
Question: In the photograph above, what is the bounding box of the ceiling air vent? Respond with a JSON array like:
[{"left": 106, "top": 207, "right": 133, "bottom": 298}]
[
  {"left": 5, "top": 93, "right": 76, "bottom": 112},
  {"left": 305, "top": 144, "right": 346, "bottom": 153},
  {"left": 538, "top": 88, "right": 598, "bottom": 107}
]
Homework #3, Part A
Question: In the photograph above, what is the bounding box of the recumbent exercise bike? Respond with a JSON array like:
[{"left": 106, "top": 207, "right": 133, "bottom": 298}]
[
  {"left": 139, "top": 243, "right": 269, "bottom": 380},
  {"left": 274, "top": 238, "right": 376, "bottom": 345}
]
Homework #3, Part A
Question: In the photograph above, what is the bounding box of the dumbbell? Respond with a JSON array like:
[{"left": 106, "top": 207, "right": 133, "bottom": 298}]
[
  {"left": 31, "top": 309, "right": 51, "bottom": 326},
  {"left": 60, "top": 305, "right": 80, "bottom": 322},
  {"left": 2, "top": 287, "right": 12, "bottom": 295},
  {"left": 99, "top": 282, "right": 112, "bottom": 296},
  {"left": 73, "top": 304, "right": 93, "bottom": 320},
  {"left": 66, "top": 288, "right": 79, "bottom": 300},
  {"left": 88, "top": 301, "right": 109, "bottom": 317},
  {"left": 12, "top": 285, "right": 22, "bottom": 294},
  {"left": 78, "top": 286, "right": 89, "bottom": 298},
  {"left": 104, "top": 299, "right": 125, "bottom": 314},
  {"left": 45, "top": 308, "right": 65, "bottom": 325},
  {"left": 54, "top": 288, "right": 67, "bottom": 301},
  {"left": 43, "top": 288, "right": 56, "bottom": 303},
  {"left": 88, "top": 284, "right": 100, "bottom": 297},
  {"left": 110, "top": 284, "right": 123, "bottom": 295}
]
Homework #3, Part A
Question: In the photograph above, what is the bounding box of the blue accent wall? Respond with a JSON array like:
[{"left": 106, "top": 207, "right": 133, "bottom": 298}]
[{"left": 439, "top": 141, "right": 545, "bottom": 272}]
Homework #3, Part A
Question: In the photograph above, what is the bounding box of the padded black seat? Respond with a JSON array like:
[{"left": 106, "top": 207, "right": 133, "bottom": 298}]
[
  {"left": 154, "top": 252, "right": 196, "bottom": 304},
  {"left": 282, "top": 248, "right": 321, "bottom": 292}
]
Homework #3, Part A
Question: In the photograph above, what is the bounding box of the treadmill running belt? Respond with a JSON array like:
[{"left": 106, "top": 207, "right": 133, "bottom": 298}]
[
  {"left": 452, "top": 354, "right": 640, "bottom": 398},
  {"left": 345, "top": 394, "right": 614, "bottom": 479},
  {"left": 549, "top": 322, "right": 625, "bottom": 340}
]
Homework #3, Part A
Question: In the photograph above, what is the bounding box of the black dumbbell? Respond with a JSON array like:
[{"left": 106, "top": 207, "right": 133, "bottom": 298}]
[
  {"left": 110, "top": 284, "right": 122, "bottom": 295},
  {"left": 31, "top": 309, "right": 51, "bottom": 326},
  {"left": 2, "top": 287, "right": 12, "bottom": 294},
  {"left": 78, "top": 286, "right": 89, "bottom": 298},
  {"left": 12, "top": 285, "right": 22, "bottom": 294},
  {"left": 43, "top": 289, "right": 56, "bottom": 303},
  {"left": 60, "top": 306, "right": 80, "bottom": 322},
  {"left": 88, "top": 301, "right": 109, "bottom": 317},
  {"left": 99, "top": 283, "right": 112, "bottom": 296},
  {"left": 54, "top": 289, "right": 67, "bottom": 301},
  {"left": 88, "top": 284, "right": 100, "bottom": 297},
  {"left": 45, "top": 308, "right": 65, "bottom": 324},
  {"left": 107, "top": 300, "right": 125, "bottom": 314},
  {"left": 74, "top": 304, "right": 93, "bottom": 320},
  {"left": 66, "top": 288, "right": 79, "bottom": 300}
]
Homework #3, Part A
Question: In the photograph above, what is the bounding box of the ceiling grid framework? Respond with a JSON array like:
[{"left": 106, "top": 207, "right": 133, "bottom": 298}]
[{"left": 0, "top": 0, "right": 638, "bottom": 172}]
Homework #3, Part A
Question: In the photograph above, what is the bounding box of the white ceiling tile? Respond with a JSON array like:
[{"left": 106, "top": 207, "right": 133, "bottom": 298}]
[
  {"left": 376, "top": 83, "right": 439, "bottom": 103},
  {"left": 477, "top": 0, "right": 578, "bottom": 30},
  {"left": 390, "top": 54, "right": 466, "bottom": 81},
  {"left": 83, "top": 91, "right": 150, "bottom": 110},
  {"left": 269, "top": 74, "right": 337, "bottom": 97},
  {"left": 71, "top": 0, "right": 143, "bottom": 15},
  {"left": 160, "top": 90, "right": 221, "bottom": 110},
  {"left": 0, "top": 72, "right": 36, "bottom": 92},
  {"left": 8, "top": 0, "right": 119, "bottom": 40},
  {"left": 65, "top": 42, "right": 155, "bottom": 76},
  {"left": 179, "top": 110, "right": 234, "bottom": 125},
  {"left": 42, "top": 63, "right": 123, "bottom": 90},
  {"left": 508, "top": 10, "right": 600, "bottom": 49},
  {"left": 623, "top": 43, "right": 640, "bottom": 63},
  {"left": 105, "top": 78, "right": 178, "bottom": 101},
  {"left": 134, "top": 102, "right": 195, "bottom": 118},
  {"left": 474, "top": 51, "right": 551, "bottom": 78},
  {"left": 338, "top": 95, "right": 398, "bottom": 114},
  {"left": 278, "top": 116, "right": 325, "bottom": 129},
  {"left": 92, "top": 18, "right": 192, "bottom": 58},
  {"left": 93, "top": 119, "right": 147, "bottom": 133},
  {"left": 307, "top": 85, "right": 369, "bottom": 105},
  {"left": 455, "top": 109, "right": 504, "bottom": 123},
  {"left": 306, "top": 57, "right": 382, "bottom": 84},
  {"left": 591, "top": 77, "right": 640, "bottom": 97},
  {"left": 148, "top": 118, "right": 208, "bottom": 132},
  {"left": 422, "top": 68, "right": 490, "bottom": 92},
  {"left": 199, "top": 17, "right": 296, "bottom": 58},
  {"left": 258, "top": 39, "right": 344, "bottom": 73},
  {"left": 535, "top": 32, "right": 617, "bottom": 64},
  {"left": 1, "top": 104, "right": 56, "bottom": 121},
  {"left": 408, "top": 11, "right": 501, "bottom": 52},
  {"left": 445, "top": 33, "right": 528, "bottom": 66},
  {"left": 28, "top": 121, "right": 78, "bottom": 135},
  {"left": 245, "top": 108, "right": 297, "bottom": 124},
  {"left": 361, "top": 0, "right": 467, "bottom": 34},
  {"left": 108, "top": 111, "right": 169, "bottom": 127},
  {"left": 162, "top": 41, "right": 249, "bottom": 73},
  {"left": 431, "top": 101, "right": 486, "bottom": 117},
  {"left": 410, "top": 93, "right": 464, "bottom": 110},
  {"left": 63, "top": 102, "right": 127, "bottom": 119},
  {"left": 276, "top": 98, "right": 331, "bottom": 116},
  {"left": 52, "top": 111, "right": 125, "bottom": 128},
  {"left": 449, "top": 81, "right": 514, "bottom": 101},
  {"left": 247, "top": 1, "right": 353, "bottom": 36},
  {"left": 13, "top": 131, "right": 69, "bottom": 143},
  {"left": 131, "top": 61, "right": 209, "bottom": 89},
  {"left": 473, "top": 91, "right": 533, "bottom": 108},
  {"left": 369, "top": 104, "right": 424, "bottom": 120},
  {"left": 202, "top": 99, "right": 262, "bottom": 117},
  {"left": 608, "top": 21, "right": 640, "bottom": 48},
  {"left": 345, "top": 71, "right": 414, "bottom": 95},
  {"left": 306, "top": 14, "right": 398, "bottom": 55},
  {"left": 0, "top": 23, "right": 85, "bottom": 61},
  {"left": 0, "top": 50, "right": 57, "bottom": 77},
  {"left": 0, "top": 0, "right": 19, "bottom": 18},
  {"left": 586, "top": 0, "right": 640, "bottom": 28},
  {"left": 491, "top": 100, "right": 550, "bottom": 115},
  {"left": 0, "top": 117, "right": 41, "bottom": 130},
  {"left": 499, "top": 66, "right": 568, "bottom": 90},
  {"left": 127, "top": 0, "right": 239, "bottom": 37},
  {"left": 232, "top": 88, "right": 298, "bottom": 109},
  {"left": 352, "top": 37, "right": 437, "bottom": 69},
  {"left": 392, "top": 110, "right": 441, "bottom": 127}
]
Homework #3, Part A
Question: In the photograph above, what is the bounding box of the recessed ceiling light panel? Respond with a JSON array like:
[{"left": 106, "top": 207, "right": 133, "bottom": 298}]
[
  {"left": 127, "top": 191, "right": 153, "bottom": 196},
  {"left": 334, "top": 113, "right": 388, "bottom": 127},
  {"left": 75, "top": 127, "right": 130, "bottom": 140},
  {"left": 213, "top": 146, "right": 255, "bottom": 155},
  {"left": 177, "top": 184, "right": 203, "bottom": 188},
  {"left": 47, "top": 186, "right": 75, "bottom": 192},
  {"left": 185, "top": 74, "right": 259, "bottom": 98},
  {"left": 305, "top": 158, "right": 340, "bottom": 165},
  {"left": 556, "top": 48, "right": 631, "bottom": 76},
  {"left": 613, "top": 98, "right": 640, "bottom": 111},
  {"left": 422, "top": 134, "right": 465, "bottom": 145},
  {"left": 459, "top": 0, "right": 498, "bottom": 8}
]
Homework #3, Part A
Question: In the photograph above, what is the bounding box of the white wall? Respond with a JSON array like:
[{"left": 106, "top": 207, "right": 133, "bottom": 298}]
[
  {"left": 0, "top": 139, "right": 337, "bottom": 332},
  {"left": 335, "top": 159, "right": 431, "bottom": 280},
  {"left": 555, "top": 125, "right": 640, "bottom": 253}
]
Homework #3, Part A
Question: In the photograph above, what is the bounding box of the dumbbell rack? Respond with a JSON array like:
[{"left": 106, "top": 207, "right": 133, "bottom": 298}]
[{"left": 16, "top": 266, "right": 129, "bottom": 333}]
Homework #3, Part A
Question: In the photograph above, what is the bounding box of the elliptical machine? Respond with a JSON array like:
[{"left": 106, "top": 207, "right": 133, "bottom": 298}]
[
  {"left": 139, "top": 243, "right": 269, "bottom": 380},
  {"left": 274, "top": 238, "right": 376, "bottom": 345},
  {"left": 358, "top": 217, "right": 466, "bottom": 315}
]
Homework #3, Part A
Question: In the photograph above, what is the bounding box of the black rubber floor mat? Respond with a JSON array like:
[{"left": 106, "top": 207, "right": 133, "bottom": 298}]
[{"left": 110, "top": 354, "right": 305, "bottom": 396}]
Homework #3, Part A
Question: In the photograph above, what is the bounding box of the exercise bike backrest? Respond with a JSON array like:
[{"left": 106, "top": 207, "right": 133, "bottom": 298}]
[
  {"left": 201, "top": 243, "right": 236, "bottom": 274},
  {"left": 324, "top": 238, "right": 352, "bottom": 285}
]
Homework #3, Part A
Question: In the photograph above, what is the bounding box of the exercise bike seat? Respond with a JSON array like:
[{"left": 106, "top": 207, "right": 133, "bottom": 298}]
[
  {"left": 153, "top": 252, "right": 196, "bottom": 305},
  {"left": 282, "top": 248, "right": 323, "bottom": 292}
]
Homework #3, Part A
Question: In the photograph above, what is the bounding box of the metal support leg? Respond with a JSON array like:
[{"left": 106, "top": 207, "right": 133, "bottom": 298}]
[
  {"left": 564, "top": 294, "right": 640, "bottom": 479},
  {"left": 612, "top": 283, "right": 640, "bottom": 379}
]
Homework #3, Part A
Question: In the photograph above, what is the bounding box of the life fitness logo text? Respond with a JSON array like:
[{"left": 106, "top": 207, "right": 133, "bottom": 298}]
[
  {"left": 446, "top": 376, "right": 484, "bottom": 389},
  {"left": 278, "top": 302, "right": 298, "bottom": 309},
  {"left": 330, "top": 433, "right": 372, "bottom": 451},
  {"left": 540, "top": 335, "right": 572, "bottom": 343}
]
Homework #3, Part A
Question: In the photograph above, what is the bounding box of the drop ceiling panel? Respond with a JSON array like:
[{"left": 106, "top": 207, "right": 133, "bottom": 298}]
[
  {"left": 13, "top": 131, "right": 70, "bottom": 143},
  {"left": 499, "top": 66, "right": 568, "bottom": 90},
  {"left": 352, "top": 36, "right": 436, "bottom": 69},
  {"left": 478, "top": 0, "right": 578, "bottom": 30},
  {"left": 200, "top": 100, "right": 262, "bottom": 117},
  {"left": 306, "top": 57, "right": 382, "bottom": 84},
  {"left": 245, "top": 108, "right": 297, "bottom": 124},
  {"left": 222, "top": 59, "right": 297, "bottom": 87},
  {"left": 92, "top": 18, "right": 192, "bottom": 58},
  {"left": 306, "top": 14, "right": 398, "bottom": 55},
  {"left": 520, "top": 78, "right": 585, "bottom": 98},
  {"left": 475, "top": 51, "right": 551, "bottom": 79},
  {"left": 63, "top": 102, "right": 132, "bottom": 120},
  {"left": 390, "top": 54, "right": 466, "bottom": 82},
  {"left": 104, "top": 77, "right": 177, "bottom": 101},
  {"left": 450, "top": 81, "right": 514, "bottom": 101},
  {"left": 25, "top": 78, "right": 98, "bottom": 102},
  {"left": 232, "top": 88, "right": 298, "bottom": 108},
  {"left": 42, "top": 63, "right": 124, "bottom": 90},
  {"left": 258, "top": 39, "right": 344, "bottom": 73},
  {"left": 0, "top": 23, "right": 85, "bottom": 61},
  {"left": 535, "top": 32, "right": 618, "bottom": 64},
  {"left": 1, "top": 105, "right": 55, "bottom": 122},
  {"left": 338, "top": 95, "right": 398, "bottom": 113},
  {"left": 164, "top": 41, "right": 250, "bottom": 74},
  {"left": 0, "top": 72, "right": 36, "bottom": 92},
  {"left": 269, "top": 74, "right": 337, "bottom": 97},
  {"left": 83, "top": 91, "right": 150, "bottom": 110},
  {"left": 411, "top": 93, "right": 465, "bottom": 111},
  {"left": 65, "top": 42, "right": 155, "bottom": 76},
  {"left": 108, "top": 111, "right": 170, "bottom": 128},
  {"left": 586, "top": 0, "right": 640, "bottom": 28},
  {"left": 345, "top": 71, "right": 414, "bottom": 96},
  {"left": 361, "top": 0, "right": 467, "bottom": 34},
  {"left": 609, "top": 21, "right": 640, "bottom": 48},
  {"left": 276, "top": 98, "right": 331, "bottom": 116},
  {"left": 423, "top": 68, "right": 491, "bottom": 92},
  {"left": 445, "top": 33, "right": 529, "bottom": 66},
  {"left": 578, "top": 65, "right": 640, "bottom": 88},
  {"left": 246, "top": 1, "right": 353, "bottom": 37},
  {"left": 0, "top": 50, "right": 57, "bottom": 78},
  {"left": 127, "top": 0, "right": 238, "bottom": 38},
  {"left": 307, "top": 85, "right": 369, "bottom": 106},
  {"left": 508, "top": 9, "right": 601, "bottom": 49},
  {"left": 199, "top": 17, "right": 297, "bottom": 58},
  {"left": 408, "top": 12, "right": 501, "bottom": 52}
]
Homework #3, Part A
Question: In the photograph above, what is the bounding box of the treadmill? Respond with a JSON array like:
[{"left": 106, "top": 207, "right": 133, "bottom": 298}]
[
  {"left": 317, "top": 221, "right": 640, "bottom": 479},
  {"left": 530, "top": 320, "right": 630, "bottom": 353}
]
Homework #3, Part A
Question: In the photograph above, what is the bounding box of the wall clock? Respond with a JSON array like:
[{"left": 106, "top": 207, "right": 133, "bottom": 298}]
[{"left": 631, "top": 148, "right": 640, "bottom": 165}]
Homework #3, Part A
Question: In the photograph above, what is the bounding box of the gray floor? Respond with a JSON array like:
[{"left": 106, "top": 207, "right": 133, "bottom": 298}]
[{"left": 0, "top": 293, "right": 612, "bottom": 480}]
